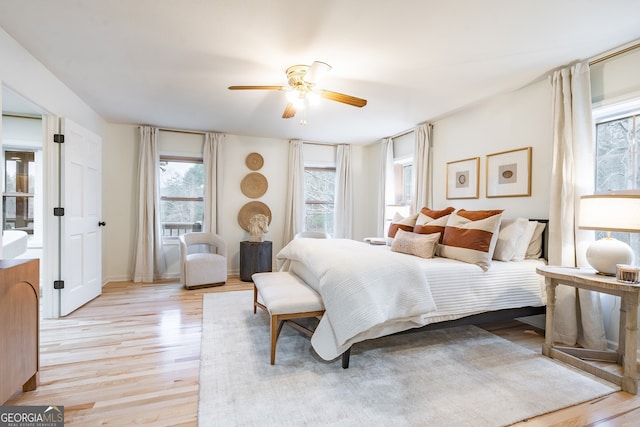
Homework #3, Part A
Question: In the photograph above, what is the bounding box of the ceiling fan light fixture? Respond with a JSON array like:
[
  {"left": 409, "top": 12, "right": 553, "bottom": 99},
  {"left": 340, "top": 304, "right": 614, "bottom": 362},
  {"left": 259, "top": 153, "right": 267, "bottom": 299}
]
[
  {"left": 285, "top": 89, "right": 300, "bottom": 102},
  {"left": 229, "top": 60, "right": 367, "bottom": 120},
  {"left": 306, "top": 90, "right": 321, "bottom": 106},
  {"left": 292, "top": 97, "right": 306, "bottom": 110}
]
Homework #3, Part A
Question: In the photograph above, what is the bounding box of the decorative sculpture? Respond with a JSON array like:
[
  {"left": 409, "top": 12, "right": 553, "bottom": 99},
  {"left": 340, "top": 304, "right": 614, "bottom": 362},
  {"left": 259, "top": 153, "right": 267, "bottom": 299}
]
[{"left": 248, "top": 213, "right": 269, "bottom": 242}]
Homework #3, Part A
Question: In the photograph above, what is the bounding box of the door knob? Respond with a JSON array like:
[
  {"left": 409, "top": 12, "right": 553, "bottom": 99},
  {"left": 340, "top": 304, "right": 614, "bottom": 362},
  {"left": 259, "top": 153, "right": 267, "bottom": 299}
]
[{"left": 98, "top": 221, "right": 106, "bottom": 227}]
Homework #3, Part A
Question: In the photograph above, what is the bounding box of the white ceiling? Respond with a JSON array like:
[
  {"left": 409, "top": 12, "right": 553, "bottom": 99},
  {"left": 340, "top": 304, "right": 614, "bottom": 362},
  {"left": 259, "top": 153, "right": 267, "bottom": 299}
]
[{"left": 1, "top": 1, "right": 640, "bottom": 145}]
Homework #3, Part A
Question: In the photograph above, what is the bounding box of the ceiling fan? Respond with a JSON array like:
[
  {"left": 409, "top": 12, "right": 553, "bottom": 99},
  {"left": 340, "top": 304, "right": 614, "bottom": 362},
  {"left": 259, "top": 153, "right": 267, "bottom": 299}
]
[{"left": 228, "top": 61, "right": 367, "bottom": 119}]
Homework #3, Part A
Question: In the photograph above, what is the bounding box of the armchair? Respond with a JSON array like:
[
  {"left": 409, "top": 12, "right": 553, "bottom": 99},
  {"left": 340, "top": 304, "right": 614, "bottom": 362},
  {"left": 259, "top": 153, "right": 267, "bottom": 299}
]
[{"left": 179, "top": 232, "right": 227, "bottom": 289}]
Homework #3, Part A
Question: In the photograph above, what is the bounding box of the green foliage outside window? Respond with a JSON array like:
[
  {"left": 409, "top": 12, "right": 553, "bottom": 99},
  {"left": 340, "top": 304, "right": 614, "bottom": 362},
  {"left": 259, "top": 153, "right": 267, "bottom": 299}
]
[
  {"left": 304, "top": 167, "right": 335, "bottom": 234},
  {"left": 159, "top": 158, "right": 204, "bottom": 237}
]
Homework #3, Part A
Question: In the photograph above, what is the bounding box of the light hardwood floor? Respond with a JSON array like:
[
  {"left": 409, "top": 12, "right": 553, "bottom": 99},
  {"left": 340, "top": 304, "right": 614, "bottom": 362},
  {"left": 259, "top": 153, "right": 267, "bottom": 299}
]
[{"left": 4, "top": 277, "right": 640, "bottom": 426}]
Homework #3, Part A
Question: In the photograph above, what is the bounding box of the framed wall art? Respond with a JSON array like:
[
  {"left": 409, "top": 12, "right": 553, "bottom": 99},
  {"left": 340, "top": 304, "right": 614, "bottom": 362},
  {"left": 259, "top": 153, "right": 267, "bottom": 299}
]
[
  {"left": 486, "top": 147, "right": 532, "bottom": 198},
  {"left": 446, "top": 157, "right": 479, "bottom": 199}
]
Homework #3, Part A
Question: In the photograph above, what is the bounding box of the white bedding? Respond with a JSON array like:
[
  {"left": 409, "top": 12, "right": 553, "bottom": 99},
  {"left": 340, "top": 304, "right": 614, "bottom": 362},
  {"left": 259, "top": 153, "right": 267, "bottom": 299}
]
[
  {"left": 277, "top": 238, "right": 547, "bottom": 361},
  {"left": 276, "top": 238, "right": 438, "bottom": 360}
]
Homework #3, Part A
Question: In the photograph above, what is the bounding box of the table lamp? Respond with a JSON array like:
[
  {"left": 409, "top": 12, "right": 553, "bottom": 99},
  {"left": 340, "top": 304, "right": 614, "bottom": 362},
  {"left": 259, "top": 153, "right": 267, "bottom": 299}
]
[{"left": 579, "top": 192, "right": 640, "bottom": 275}]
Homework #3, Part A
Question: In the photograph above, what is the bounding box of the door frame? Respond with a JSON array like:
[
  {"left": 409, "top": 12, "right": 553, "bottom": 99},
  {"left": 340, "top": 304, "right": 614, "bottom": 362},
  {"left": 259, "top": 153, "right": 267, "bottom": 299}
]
[{"left": 41, "top": 114, "right": 59, "bottom": 318}]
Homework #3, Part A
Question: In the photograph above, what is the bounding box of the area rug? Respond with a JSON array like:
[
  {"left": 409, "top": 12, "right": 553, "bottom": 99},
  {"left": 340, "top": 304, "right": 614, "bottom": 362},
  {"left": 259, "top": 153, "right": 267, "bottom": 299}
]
[{"left": 198, "top": 291, "right": 618, "bottom": 426}]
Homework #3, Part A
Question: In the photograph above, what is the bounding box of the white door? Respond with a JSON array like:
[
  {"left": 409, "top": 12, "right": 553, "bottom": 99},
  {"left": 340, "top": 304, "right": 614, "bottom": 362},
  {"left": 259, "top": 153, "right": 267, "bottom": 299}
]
[{"left": 59, "top": 118, "right": 102, "bottom": 316}]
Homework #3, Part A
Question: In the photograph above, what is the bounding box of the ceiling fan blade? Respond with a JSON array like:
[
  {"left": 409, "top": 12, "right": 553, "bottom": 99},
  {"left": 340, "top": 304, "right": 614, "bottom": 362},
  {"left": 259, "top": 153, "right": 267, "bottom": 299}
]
[
  {"left": 228, "top": 85, "right": 285, "bottom": 91},
  {"left": 282, "top": 103, "right": 296, "bottom": 118},
  {"left": 320, "top": 90, "right": 367, "bottom": 108},
  {"left": 303, "top": 61, "right": 332, "bottom": 84}
]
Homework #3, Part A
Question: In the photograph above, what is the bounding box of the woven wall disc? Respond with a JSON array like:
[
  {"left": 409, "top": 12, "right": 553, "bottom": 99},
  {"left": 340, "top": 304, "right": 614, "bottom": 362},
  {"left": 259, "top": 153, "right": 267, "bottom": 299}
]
[
  {"left": 240, "top": 172, "right": 268, "bottom": 198},
  {"left": 246, "top": 152, "right": 264, "bottom": 171},
  {"left": 238, "top": 201, "right": 272, "bottom": 231}
]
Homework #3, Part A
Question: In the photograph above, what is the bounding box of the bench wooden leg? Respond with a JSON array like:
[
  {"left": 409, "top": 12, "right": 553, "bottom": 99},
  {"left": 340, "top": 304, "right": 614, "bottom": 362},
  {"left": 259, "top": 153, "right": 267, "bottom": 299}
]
[
  {"left": 270, "top": 314, "right": 285, "bottom": 365},
  {"left": 253, "top": 284, "right": 258, "bottom": 314}
]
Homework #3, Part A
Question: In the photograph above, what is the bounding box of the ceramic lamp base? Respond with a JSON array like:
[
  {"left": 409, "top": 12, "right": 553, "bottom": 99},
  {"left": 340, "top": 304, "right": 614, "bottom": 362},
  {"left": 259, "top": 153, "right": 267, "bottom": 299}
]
[{"left": 586, "top": 237, "right": 635, "bottom": 276}]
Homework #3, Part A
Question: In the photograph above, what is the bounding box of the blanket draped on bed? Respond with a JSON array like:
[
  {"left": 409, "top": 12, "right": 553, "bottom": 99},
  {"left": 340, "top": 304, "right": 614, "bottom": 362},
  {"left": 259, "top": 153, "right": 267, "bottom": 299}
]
[{"left": 276, "top": 239, "right": 437, "bottom": 360}]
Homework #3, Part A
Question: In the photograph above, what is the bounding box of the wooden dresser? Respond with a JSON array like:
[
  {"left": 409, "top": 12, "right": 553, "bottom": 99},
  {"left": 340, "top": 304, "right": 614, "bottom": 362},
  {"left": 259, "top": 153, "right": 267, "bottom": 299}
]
[{"left": 0, "top": 258, "right": 39, "bottom": 404}]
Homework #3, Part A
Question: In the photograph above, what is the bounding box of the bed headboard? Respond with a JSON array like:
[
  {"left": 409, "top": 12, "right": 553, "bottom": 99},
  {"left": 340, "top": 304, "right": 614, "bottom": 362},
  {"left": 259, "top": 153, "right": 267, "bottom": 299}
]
[{"left": 531, "top": 219, "right": 549, "bottom": 261}]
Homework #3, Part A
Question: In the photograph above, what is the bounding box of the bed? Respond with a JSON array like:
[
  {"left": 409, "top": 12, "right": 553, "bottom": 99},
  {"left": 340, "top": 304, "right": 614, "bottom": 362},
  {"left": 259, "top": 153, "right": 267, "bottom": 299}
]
[{"left": 275, "top": 211, "right": 548, "bottom": 366}]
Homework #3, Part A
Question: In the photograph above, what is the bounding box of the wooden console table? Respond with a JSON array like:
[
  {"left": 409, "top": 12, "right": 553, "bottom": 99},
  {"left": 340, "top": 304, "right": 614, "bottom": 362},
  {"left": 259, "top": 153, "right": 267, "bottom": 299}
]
[
  {"left": 0, "top": 258, "right": 40, "bottom": 404},
  {"left": 240, "top": 241, "right": 272, "bottom": 282},
  {"left": 537, "top": 265, "right": 640, "bottom": 394}
]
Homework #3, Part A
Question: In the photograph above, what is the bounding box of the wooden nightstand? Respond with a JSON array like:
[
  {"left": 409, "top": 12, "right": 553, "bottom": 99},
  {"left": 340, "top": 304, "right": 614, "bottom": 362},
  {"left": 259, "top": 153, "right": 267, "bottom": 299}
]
[{"left": 537, "top": 265, "right": 640, "bottom": 394}]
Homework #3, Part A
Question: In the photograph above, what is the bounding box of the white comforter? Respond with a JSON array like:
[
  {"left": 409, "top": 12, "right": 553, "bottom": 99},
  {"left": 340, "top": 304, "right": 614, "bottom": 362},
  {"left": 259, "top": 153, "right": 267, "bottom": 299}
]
[{"left": 276, "top": 239, "right": 437, "bottom": 360}]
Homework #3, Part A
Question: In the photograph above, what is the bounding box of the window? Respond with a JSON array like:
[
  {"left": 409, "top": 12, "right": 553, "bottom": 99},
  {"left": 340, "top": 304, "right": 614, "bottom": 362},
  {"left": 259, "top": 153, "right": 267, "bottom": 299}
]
[
  {"left": 395, "top": 160, "right": 413, "bottom": 206},
  {"left": 593, "top": 100, "right": 640, "bottom": 256},
  {"left": 3, "top": 150, "right": 35, "bottom": 234},
  {"left": 385, "top": 132, "right": 415, "bottom": 229},
  {"left": 385, "top": 158, "right": 413, "bottom": 231},
  {"left": 304, "top": 166, "right": 335, "bottom": 235},
  {"left": 159, "top": 156, "right": 204, "bottom": 240}
]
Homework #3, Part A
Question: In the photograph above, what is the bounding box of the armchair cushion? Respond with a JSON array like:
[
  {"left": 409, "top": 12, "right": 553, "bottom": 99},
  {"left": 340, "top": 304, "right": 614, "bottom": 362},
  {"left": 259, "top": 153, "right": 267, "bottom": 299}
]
[{"left": 179, "top": 232, "right": 228, "bottom": 289}]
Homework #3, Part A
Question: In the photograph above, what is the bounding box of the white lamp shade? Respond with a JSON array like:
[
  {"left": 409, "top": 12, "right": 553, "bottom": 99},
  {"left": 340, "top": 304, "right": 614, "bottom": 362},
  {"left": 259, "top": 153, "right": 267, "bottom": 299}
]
[
  {"left": 579, "top": 193, "right": 640, "bottom": 232},
  {"left": 579, "top": 192, "right": 640, "bottom": 275}
]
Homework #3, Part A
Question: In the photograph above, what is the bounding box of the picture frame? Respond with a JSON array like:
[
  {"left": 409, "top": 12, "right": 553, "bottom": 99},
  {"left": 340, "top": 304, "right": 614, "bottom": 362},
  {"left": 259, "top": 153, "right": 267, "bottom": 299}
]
[
  {"left": 486, "top": 147, "right": 532, "bottom": 198},
  {"left": 446, "top": 157, "right": 479, "bottom": 199}
]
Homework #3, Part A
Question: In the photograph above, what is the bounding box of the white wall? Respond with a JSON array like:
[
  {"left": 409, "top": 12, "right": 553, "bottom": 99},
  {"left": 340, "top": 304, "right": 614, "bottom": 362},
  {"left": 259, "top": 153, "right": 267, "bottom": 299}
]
[
  {"left": 103, "top": 124, "right": 138, "bottom": 282},
  {"left": 101, "top": 126, "right": 374, "bottom": 282},
  {"left": 0, "top": 28, "right": 105, "bottom": 135},
  {"left": 431, "top": 79, "right": 553, "bottom": 219}
]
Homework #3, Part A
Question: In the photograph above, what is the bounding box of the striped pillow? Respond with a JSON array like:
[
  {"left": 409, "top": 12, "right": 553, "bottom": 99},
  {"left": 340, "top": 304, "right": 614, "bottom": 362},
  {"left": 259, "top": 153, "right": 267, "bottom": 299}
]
[
  {"left": 387, "top": 212, "right": 419, "bottom": 238},
  {"left": 439, "top": 209, "right": 504, "bottom": 271},
  {"left": 413, "top": 207, "right": 455, "bottom": 239}
]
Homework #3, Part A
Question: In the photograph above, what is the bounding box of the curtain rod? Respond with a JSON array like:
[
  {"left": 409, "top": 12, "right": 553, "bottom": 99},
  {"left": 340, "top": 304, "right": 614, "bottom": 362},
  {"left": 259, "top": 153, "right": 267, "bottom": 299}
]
[
  {"left": 389, "top": 129, "right": 414, "bottom": 139},
  {"left": 302, "top": 141, "right": 341, "bottom": 147},
  {"left": 387, "top": 123, "right": 433, "bottom": 140},
  {"left": 589, "top": 41, "right": 640, "bottom": 66},
  {"left": 156, "top": 126, "right": 207, "bottom": 136},
  {"left": 2, "top": 113, "right": 41, "bottom": 120}
]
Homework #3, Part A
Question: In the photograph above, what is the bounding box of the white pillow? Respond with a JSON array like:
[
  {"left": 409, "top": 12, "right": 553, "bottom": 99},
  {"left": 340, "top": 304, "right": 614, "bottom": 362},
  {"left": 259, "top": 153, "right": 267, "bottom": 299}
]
[
  {"left": 493, "top": 218, "right": 529, "bottom": 261},
  {"left": 512, "top": 221, "right": 538, "bottom": 261},
  {"left": 525, "top": 222, "right": 547, "bottom": 259}
]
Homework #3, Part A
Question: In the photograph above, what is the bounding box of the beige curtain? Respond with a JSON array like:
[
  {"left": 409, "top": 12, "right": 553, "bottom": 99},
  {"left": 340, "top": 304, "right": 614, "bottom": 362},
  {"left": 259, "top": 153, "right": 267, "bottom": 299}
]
[
  {"left": 283, "top": 140, "right": 305, "bottom": 243},
  {"left": 334, "top": 144, "right": 353, "bottom": 238},
  {"left": 414, "top": 123, "right": 432, "bottom": 210},
  {"left": 203, "top": 132, "right": 224, "bottom": 233},
  {"left": 377, "top": 138, "right": 394, "bottom": 237},
  {"left": 133, "top": 126, "right": 165, "bottom": 282},
  {"left": 549, "top": 61, "right": 606, "bottom": 350}
]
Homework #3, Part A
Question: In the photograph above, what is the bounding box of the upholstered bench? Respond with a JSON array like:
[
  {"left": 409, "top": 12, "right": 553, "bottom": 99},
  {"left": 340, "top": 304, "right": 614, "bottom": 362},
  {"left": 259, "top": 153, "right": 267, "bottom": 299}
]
[{"left": 252, "top": 271, "right": 325, "bottom": 365}]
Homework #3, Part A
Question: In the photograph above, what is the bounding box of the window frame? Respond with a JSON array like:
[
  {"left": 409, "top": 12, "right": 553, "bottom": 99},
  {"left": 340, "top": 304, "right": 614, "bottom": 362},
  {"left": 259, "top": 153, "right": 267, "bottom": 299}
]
[
  {"left": 303, "top": 165, "right": 336, "bottom": 236},
  {"left": 592, "top": 95, "right": 640, "bottom": 256},
  {"left": 158, "top": 155, "right": 204, "bottom": 243},
  {"left": 3, "top": 150, "right": 36, "bottom": 234}
]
